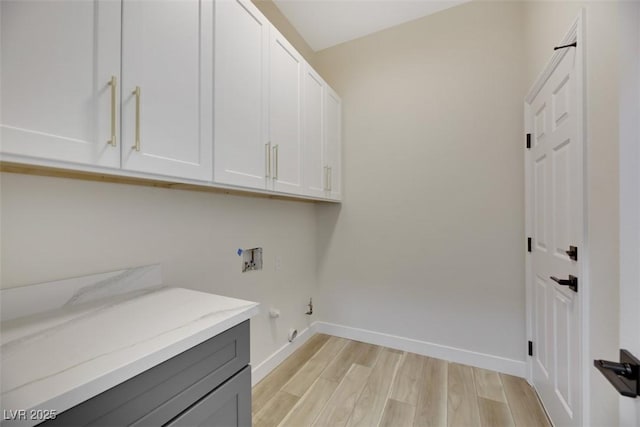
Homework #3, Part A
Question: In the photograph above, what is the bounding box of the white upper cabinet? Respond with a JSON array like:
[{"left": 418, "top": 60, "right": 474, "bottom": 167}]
[
  {"left": 120, "top": 0, "right": 213, "bottom": 181},
  {"left": 302, "top": 66, "right": 342, "bottom": 200},
  {"left": 325, "top": 86, "right": 342, "bottom": 200},
  {"left": 0, "top": 0, "right": 213, "bottom": 181},
  {"left": 213, "top": 0, "right": 269, "bottom": 189},
  {"left": 268, "top": 28, "right": 304, "bottom": 194},
  {"left": 1, "top": 0, "right": 341, "bottom": 201},
  {"left": 0, "top": 0, "right": 121, "bottom": 168},
  {"left": 302, "top": 65, "right": 326, "bottom": 198}
]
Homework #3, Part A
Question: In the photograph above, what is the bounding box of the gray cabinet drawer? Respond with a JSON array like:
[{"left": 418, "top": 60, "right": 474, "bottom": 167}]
[
  {"left": 166, "top": 366, "right": 251, "bottom": 427},
  {"left": 45, "top": 320, "right": 249, "bottom": 426}
]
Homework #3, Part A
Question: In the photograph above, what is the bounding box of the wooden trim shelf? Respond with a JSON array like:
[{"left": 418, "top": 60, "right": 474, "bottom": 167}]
[{"left": 0, "top": 160, "right": 340, "bottom": 204}]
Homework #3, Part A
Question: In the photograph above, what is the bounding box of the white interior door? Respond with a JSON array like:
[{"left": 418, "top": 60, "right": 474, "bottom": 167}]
[
  {"left": 526, "top": 23, "right": 584, "bottom": 427},
  {"left": 269, "top": 27, "right": 303, "bottom": 194},
  {"left": 214, "top": 0, "right": 269, "bottom": 189},
  {"left": 121, "top": 0, "right": 213, "bottom": 181},
  {"left": 619, "top": 2, "right": 640, "bottom": 425},
  {"left": 0, "top": 0, "right": 121, "bottom": 168}
]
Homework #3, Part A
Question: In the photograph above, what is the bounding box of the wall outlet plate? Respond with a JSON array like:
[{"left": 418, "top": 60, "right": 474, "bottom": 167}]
[{"left": 242, "top": 248, "right": 263, "bottom": 272}]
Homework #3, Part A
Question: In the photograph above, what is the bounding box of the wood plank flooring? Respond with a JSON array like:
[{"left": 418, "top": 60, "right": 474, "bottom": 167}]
[{"left": 253, "top": 335, "right": 551, "bottom": 427}]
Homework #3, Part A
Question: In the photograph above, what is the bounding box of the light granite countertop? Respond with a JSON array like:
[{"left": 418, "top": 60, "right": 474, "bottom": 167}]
[{"left": 0, "top": 266, "right": 259, "bottom": 426}]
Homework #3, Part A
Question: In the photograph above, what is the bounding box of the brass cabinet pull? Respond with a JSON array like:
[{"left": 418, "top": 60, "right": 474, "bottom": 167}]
[
  {"left": 107, "top": 76, "right": 117, "bottom": 147},
  {"left": 265, "top": 143, "right": 271, "bottom": 178},
  {"left": 273, "top": 144, "right": 279, "bottom": 180},
  {"left": 132, "top": 86, "right": 141, "bottom": 151}
]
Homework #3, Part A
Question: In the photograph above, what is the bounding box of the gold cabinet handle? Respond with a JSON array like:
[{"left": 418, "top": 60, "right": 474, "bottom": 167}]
[
  {"left": 132, "top": 86, "right": 141, "bottom": 151},
  {"left": 107, "top": 76, "right": 117, "bottom": 147},
  {"left": 265, "top": 142, "right": 271, "bottom": 178},
  {"left": 273, "top": 144, "right": 279, "bottom": 180}
]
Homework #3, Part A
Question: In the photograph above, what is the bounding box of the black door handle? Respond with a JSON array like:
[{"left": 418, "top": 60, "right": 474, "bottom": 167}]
[
  {"left": 598, "top": 360, "right": 634, "bottom": 377},
  {"left": 594, "top": 349, "right": 640, "bottom": 398},
  {"left": 550, "top": 275, "right": 578, "bottom": 292}
]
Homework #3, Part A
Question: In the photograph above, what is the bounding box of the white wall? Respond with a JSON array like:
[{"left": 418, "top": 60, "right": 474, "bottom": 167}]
[
  {"left": 523, "top": 2, "right": 621, "bottom": 425},
  {"left": 0, "top": 172, "right": 318, "bottom": 369},
  {"left": 314, "top": 1, "right": 527, "bottom": 363}
]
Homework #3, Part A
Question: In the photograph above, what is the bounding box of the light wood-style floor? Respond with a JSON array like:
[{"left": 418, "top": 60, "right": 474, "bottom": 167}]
[{"left": 252, "top": 334, "right": 551, "bottom": 427}]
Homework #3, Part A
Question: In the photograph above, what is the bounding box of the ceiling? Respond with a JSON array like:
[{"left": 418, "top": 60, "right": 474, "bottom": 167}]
[{"left": 272, "top": 0, "right": 470, "bottom": 52}]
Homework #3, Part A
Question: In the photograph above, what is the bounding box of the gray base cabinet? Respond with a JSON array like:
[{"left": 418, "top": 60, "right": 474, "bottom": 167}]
[
  {"left": 43, "top": 321, "right": 251, "bottom": 427},
  {"left": 167, "top": 366, "right": 250, "bottom": 427}
]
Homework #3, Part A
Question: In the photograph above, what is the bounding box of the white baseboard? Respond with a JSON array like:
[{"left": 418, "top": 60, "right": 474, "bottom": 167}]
[
  {"left": 314, "top": 321, "right": 527, "bottom": 378},
  {"left": 251, "top": 321, "right": 526, "bottom": 386},
  {"left": 251, "top": 323, "right": 318, "bottom": 386}
]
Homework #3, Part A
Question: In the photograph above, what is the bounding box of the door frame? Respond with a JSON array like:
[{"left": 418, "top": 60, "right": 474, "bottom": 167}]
[
  {"left": 618, "top": 1, "right": 640, "bottom": 424},
  {"left": 524, "top": 9, "right": 588, "bottom": 425}
]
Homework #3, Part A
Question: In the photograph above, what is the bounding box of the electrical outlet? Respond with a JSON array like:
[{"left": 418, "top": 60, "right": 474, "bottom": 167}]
[{"left": 275, "top": 255, "right": 282, "bottom": 271}]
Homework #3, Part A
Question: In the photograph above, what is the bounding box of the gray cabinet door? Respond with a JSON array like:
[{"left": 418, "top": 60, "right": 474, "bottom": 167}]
[{"left": 166, "top": 366, "right": 251, "bottom": 427}]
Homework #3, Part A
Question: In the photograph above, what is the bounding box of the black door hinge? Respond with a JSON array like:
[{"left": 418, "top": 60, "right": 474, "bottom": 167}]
[
  {"left": 528, "top": 341, "right": 533, "bottom": 356},
  {"left": 527, "top": 237, "right": 532, "bottom": 253},
  {"left": 554, "top": 42, "right": 577, "bottom": 51},
  {"left": 526, "top": 133, "right": 531, "bottom": 149}
]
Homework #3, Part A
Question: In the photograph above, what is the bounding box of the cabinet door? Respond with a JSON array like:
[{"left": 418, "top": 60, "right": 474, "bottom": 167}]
[
  {"left": 166, "top": 366, "right": 251, "bottom": 427},
  {"left": 325, "top": 86, "right": 342, "bottom": 200},
  {"left": 0, "top": 0, "right": 121, "bottom": 168},
  {"left": 214, "top": 0, "right": 269, "bottom": 189},
  {"left": 269, "top": 27, "right": 303, "bottom": 194},
  {"left": 302, "top": 65, "right": 326, "bottom": 198},
  {"left": 121, "top": 0, "right": 213, "bottom": 181}
]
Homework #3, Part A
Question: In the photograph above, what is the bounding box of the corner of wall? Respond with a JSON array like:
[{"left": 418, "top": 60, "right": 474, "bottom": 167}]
[{"left": 250, "top": 0, "right": 318, "bottom": 68}]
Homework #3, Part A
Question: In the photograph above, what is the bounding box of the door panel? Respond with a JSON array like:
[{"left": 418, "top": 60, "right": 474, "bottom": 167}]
[
  {"left": 554, "top": 290, "right": 572, "bottom": 413},
  {"left": 325, "top": 87, "right": 342, "bottom": 200},
  {"left": 553, "top": 140, "right": 571, "bottom": 258},
  {"left": 302, "top": 65, "right": 325, "bottom": 197},
  {"left": 0, "top": 0, "right": 120, "bottom": 167},
  {"left": 535, "top": 277, "right": 549, "bottom": 377},
  {"left": 269, "top": 28, "right": 303, "bottom": 194},
  {"left": 529, "top": 41, "right": 581, "bottom": 427},
  {"left": 534, "top": 104, "right": 547, "bottom": 147},
  {"left": 214, "top": 0, "right": 268, "bottom": 189},
  {"left": 121, "top": 0, "right": 213, "bottom": 180},
  {"left": 552, "top": 76, "right": 570, "bottom": 129},
  {"left": 534, "top": 155, "right": 548, "bottom": 251}
]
